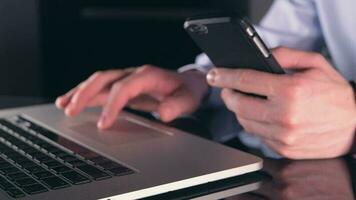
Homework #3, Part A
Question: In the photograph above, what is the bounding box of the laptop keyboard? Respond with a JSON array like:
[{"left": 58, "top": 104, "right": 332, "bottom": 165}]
[{"left": 0, "top": 116, "right": 134, "bottom": 199}]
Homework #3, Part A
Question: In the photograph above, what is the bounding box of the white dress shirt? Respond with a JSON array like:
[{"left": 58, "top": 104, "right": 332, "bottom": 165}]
[{"left": 181, "top": 0, "right": 356, "bottom": 158}]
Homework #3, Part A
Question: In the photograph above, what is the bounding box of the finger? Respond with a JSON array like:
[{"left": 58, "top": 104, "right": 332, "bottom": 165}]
[
  {"left": 55, "top": 87, "right": 78, "bottom": 109},
  {"left": 272, "top": 47, "right": 332, "bottom": 70},
  {"left": 127, "top": 95, "right": 160, "bottom": 112},
  {"left": 207, "top": 68, "right": 286, "bottom": 97},
  {"left": 86, "top": 91, "right": 110, "bottom": 107},
  {"left": 158, "top": 87, "right": 198, "bottom": 122},
  {"left": 97, "top": 67, "right": 179, "bottom": 129},
  {"left": 221, "top": 89, "right": 273, "bottom": 122},
  {"left": 238, "top": 117, "right": 286, "bottom": 143},
  {"left": 65, "top": 70, "right": 129, "bottom": 116}
]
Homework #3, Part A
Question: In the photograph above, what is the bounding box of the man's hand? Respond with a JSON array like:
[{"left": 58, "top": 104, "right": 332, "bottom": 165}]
[
  {"left": 207, "top": 47, "right": 356, "bottom": 159},
  {"left": 56, "top": 65, "right": 208, "bottom": 129}
]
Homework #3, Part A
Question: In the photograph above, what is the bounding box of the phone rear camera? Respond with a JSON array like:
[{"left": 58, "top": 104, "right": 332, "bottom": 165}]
[{"left": 188, "top": 24, "right": 208, "bottom": 35}]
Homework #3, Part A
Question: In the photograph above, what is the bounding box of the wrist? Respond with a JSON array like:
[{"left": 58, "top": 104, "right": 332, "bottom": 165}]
[{"left": 349, "top": 81, "right": 356, "bottom": 155}]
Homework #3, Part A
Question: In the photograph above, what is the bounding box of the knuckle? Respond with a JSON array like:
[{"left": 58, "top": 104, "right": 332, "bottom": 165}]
[
  {"left": 310, "top": 52, "right": 325, "bottom": 63},
  {"left": 112, "top": 82, "right": 124, "bottom": 91},
  {"left": 77, "top": 81, "right": 89, "bottom": 91},
  {"left": 236, "top": 70, "right": 252, "bottom": 85},
  {"left": 279, "top": 133, "right": 297, "bottom": 146},
  {"left": 272, "top": 46, "right": 289, "bottom": 57},
  {"left": 276, "top": 147, "right": 293, "bottom": 158},
  {"left": 273, "top": 46, "right": 286, "bottom": 54},
  {"left": 282, "top": 78, "right": 306, "bottom": 101},
  {"left": 234, "top": 101, "right": 244, "bottom": 116},
  {"left": 279, "top": 112, "right": 300, "bottom": 128},
  {"left": 91, "top": 71, "right": 104, "bottom": 79},
  {"left": 221, "top": 89, "right": 234, "bottom": 105},
  {"left": 238, "top": 118, "right": 253, "bottom": 134},
  {"left": 138, "top": 64, "right": 155, "bottom": 73}
]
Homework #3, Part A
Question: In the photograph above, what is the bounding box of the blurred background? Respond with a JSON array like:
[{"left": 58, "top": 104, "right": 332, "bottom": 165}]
[{"left": 0, "top": 0, "right": 273, "bottom": 99}]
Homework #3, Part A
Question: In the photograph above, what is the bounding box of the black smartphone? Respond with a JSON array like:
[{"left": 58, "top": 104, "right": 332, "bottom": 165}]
[{"left": 184, "top": 13, "right": 284, "bottom": 74}]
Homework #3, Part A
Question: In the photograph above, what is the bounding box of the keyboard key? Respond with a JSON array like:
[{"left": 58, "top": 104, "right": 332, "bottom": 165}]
[
  {"left": 6, "top": 188, "right": 25, "bottom": 198},
  {"left": 77, "top": 165, "right": 111, "bottom": 180},
  {"left": 0, "top": 157, "right": 7, "bottom": 163},
  {"left": 30, "top": 151, "right": 48, "bottom": 161},
  {"left": 0, "top": 167, "right": 21, "bottom": 175},
  {"left": 59, "top": 155, "right": 77, "bottom": 162},
  {"left": 15, "top": 143, "right": 32, "bottom": 151},
  {"left": 97, "top": 161, "right": 122, "bottom": 170},
  {"left": 67, "top": 159, "right": 87, "bottom": 167},
  {"left": 45, "top": 146, "right": 62, "bottom": 154},
  {"left": 0, "top": 131, "right": 8, "bottom": 139},
  {"left": 51, "top": 150, "right": 68, "bottom": 158},
  {"left": 17, "top": 160, "right": 37, "bottom": 169},
  {"left": 32, "top": 171, "right": 54, "bottom": 180},
  {"left": 22, "top": 183, "right": 48, "bottom": 194},
  {"left": 3, "top": 152, "right": 22, "bottom": 162},
  {"left": 7, "top": 172, "right": 29, "bottom": 180},
  {"left": 41, "top": 176, "right": 69, "bottom": 189},
  {"left": 90, "top": 156, "right": 110, "bottom": 164},
  {"left": 61, "top": 171, "right": 91, "bottom": 185},
  {"left": 25, "top": 147, "right": 40, "bottom": 155},
  {"left": 0, "top": 176, "right": 15, "bottom": 190},
  {"left": 0, "top": 162, "right": 13, "bottom": 170},
  {"left": 52, "top": 166, "right": 71, "bottom": 174},
  {"left": 78, "top": 150, "right": 100, "bottom": 160},
  {"left": 8, "top": 155, "right": 28, "bottom": 164},
  {"left": 35, "top": 155, "right": 53, "bottom": 163},
  {"left": 14, "top": 177, "right": 37, "bottom": 187},
  {"left": 43, "top": 160, "right": 62, "bottom": 169},
  {"left": 107, "top": 167, "right": 134, "bottom": 176},
  {"left": 38, "top": 143, "right": 53, "bottom": 149},
  {"left": 0, "top": 120, "right": 29, "bottom": 138},
  {"left": 25, "top": 165, "right": 46, "bottom": 174},
  {"left": 26, "top": 149, "right": 43, "bottom": 158}
]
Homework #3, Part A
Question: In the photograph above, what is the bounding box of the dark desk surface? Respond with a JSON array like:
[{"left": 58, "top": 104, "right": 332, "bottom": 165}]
[{"left": 1, "top": 96, "right": 355, "bottom": 200}]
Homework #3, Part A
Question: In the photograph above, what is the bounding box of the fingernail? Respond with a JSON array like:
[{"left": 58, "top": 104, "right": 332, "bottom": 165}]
[
  {"left": 70, "top": 96, "right": 78, "bottom": 105},
  {"left": 64, "top": 103, "right": 76, "bottom": 116},
  {"left": 65, "top": 107, "right": 74, "bottom": 117},
  {"left": 161, "top": 109, "right": 172, "bottom": 122},
  {"left": 64, "top": 108, "right": 71, "bottom": 116},
  {"left": 97, "top": 113, "right": 107, "bottom": 129},
  {"left": 207, "top": 70, "right": 217, "bottom": 84},
  {"left": 55, "top": 98, "right": 62, "bottom": 108}
]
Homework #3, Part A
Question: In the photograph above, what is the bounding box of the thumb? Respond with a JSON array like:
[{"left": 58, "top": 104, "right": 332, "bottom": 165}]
[
  {"left": 272, "top": 47, "right": 331, "bottom": 71},
  {"left": 158, "top": 88, "right": 197, "bottom": 122}
]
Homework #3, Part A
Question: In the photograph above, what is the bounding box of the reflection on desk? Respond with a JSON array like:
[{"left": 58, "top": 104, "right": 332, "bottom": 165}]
[{"left": 228, "top": 158, "right": 355, "bottom": 200}]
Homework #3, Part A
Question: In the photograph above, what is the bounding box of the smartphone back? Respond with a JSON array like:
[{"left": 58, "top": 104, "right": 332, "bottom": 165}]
[{"left": 184, "top": 15, "right": 284, "bottom": 74}]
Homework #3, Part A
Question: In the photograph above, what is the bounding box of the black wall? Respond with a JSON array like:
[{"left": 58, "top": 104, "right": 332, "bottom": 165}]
[
  {"left": 0, "top": 0, "right": 249, "bottom": 98},
  {"left": 0, "top": 0, "right": 42, "bottom": 96}
]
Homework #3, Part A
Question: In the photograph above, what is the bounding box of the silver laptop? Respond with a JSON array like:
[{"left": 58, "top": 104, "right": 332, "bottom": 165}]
[{"left": 0, "top": 104, "right": 262, "bottom": 200}]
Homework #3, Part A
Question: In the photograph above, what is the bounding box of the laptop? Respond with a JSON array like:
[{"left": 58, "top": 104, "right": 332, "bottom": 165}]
[{"left": 0, "top": 104, "right": 262, "bottom": 200}]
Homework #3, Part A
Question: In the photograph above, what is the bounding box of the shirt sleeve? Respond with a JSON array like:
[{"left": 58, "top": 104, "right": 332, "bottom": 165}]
[{"left": 256, "top": 0, "right": 323, "bottom": 51}]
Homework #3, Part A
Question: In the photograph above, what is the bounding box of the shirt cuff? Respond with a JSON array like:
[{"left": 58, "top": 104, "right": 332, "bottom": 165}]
[{"left": 178, "top": 64, "right": 211, "bottom": 74}]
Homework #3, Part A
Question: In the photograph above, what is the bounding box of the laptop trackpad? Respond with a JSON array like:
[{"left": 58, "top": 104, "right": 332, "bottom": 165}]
[{"left": 70, "top": 118, "right": 167, "bottom": 146}]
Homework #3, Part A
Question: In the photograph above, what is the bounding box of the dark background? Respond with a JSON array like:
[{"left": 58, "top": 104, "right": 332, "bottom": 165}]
[{"left": 0, "top": 0, "right": 273, "bottom": 98}]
